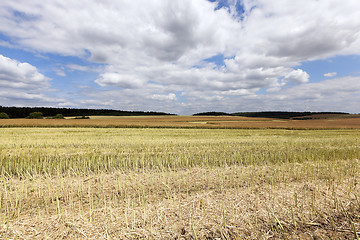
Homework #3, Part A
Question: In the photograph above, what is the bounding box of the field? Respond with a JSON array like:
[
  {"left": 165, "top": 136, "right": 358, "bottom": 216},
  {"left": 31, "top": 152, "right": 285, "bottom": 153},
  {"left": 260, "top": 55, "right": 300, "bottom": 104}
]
[
  {"left": 1, "top": 115, "right": 360, "bottom": 129},
  {"left": 0, "top": 117, "right": 360, "bottom": 239}
]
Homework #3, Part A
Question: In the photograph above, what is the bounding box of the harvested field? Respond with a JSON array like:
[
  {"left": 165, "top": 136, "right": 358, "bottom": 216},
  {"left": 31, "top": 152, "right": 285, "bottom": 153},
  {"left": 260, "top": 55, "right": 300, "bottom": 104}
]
[
  {"left": 0, "top": 127, "right": 359, "bottom": 239},
  {"left": 1, "top": 115, "right": 360, "bottom": 129}
]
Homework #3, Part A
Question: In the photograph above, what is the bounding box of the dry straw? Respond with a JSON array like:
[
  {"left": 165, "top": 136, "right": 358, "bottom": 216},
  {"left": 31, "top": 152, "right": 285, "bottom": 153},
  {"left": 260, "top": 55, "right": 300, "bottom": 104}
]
[{"left": 0, "top": 126, "right": 359, "bottom": 239}]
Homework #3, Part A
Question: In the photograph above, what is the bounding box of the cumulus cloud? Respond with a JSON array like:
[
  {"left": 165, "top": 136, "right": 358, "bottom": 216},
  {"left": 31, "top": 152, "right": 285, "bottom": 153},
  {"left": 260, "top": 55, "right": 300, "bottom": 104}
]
[
  {"left": 0, "top": 0, "right": 360, "bottom": 113},
  {"left": 0, "top": 54, "right": 67, "bottom": 106},
  {"left": 283, "top": 69, "right": 309, "bottom": 84},
  {"left": 95, "top": 72, "right": 145, "bottom": 89},
  {"left": 0, "top": 54, "right": 50, "bottom": 89}
]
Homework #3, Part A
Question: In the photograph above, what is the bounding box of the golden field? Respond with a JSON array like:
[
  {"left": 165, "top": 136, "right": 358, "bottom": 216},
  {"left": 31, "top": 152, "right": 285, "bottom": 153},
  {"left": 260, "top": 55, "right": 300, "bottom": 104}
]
[
  {"left": 1, "top": 115, "right": 360, "bottom": 129},
  {"left": 0, "top": 117, "right": 359, "bottom": 239}
]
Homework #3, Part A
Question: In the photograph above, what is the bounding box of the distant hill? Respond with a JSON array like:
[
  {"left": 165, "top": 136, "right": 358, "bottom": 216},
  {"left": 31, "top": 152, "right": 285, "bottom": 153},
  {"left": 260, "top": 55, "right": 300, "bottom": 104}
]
[
  {"left": 193, "top": 111, "right": 350, "bottom": 119},
  {"left": 0, "top": 106, "right": 175, "bottom": 118}
]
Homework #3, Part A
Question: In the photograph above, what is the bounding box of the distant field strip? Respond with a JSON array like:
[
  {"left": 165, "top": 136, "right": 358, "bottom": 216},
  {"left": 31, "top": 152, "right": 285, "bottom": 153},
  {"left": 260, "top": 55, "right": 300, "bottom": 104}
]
[{"left": 1, "top": 116, "right": 360, "bottom": 129}]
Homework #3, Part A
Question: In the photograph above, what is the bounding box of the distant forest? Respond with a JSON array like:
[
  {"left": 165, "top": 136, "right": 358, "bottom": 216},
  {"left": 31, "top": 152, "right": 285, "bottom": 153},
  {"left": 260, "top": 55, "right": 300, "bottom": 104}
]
[
  {"left": 0, "top": 106, "right": 174, "bottom": 118},
  {"left": 194, "top": 111, "right": 350, "bottom": 119},
  {"left": 0, "top": 106, "right": 351, "bottom": 119}
]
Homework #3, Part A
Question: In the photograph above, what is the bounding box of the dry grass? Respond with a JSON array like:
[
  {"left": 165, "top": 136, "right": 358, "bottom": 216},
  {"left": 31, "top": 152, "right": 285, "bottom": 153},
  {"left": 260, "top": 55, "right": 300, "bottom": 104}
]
[
  {"left": 1, "top": 115, "right": 360, "bottom": 129},
  {"left": 0, "top": 127, "right": 359, "bottom": 239},
  {"left": 1, "top": 163, "right": 359, "bottom": 239}
]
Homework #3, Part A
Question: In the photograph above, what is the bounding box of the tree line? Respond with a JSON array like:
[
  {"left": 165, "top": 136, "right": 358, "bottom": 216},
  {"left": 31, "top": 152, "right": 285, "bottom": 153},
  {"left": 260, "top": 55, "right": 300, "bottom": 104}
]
[
  {"left": 0, "top": 106, "right": 174, "bottom": 119},
  {"left": 194, "top": 111, "right": 349, "bottom": 119}
]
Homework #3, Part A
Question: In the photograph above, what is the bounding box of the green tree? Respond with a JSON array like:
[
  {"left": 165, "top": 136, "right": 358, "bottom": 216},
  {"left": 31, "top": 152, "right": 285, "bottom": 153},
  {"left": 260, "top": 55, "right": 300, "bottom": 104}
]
[
  {"left": 0, "top": 112, "right": 10, "bottom": 119},
  {"left": 53, "top": 114, "right": 65, "bottom": 119},
  {"left": 27, "top": 112, "right": 44, "bottom": 119}
]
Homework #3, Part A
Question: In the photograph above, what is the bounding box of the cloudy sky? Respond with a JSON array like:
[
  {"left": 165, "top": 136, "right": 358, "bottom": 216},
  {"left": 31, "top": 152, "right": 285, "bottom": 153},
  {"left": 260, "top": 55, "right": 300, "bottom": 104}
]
[{"left": 1, "top": 0, "right": 360, "bottom": 115}]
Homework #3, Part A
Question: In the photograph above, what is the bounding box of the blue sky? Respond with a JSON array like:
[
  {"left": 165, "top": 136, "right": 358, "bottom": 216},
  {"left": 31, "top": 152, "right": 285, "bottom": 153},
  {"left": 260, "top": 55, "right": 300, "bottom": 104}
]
[{"left": 0, "top": 0, "right": 360, "bottom": 114}]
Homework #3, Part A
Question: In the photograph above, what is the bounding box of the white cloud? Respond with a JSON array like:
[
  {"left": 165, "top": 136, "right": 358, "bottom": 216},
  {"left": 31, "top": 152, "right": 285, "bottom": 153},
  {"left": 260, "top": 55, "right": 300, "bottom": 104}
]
[
  {"left": 95, "top": 72, "right": 145, "bottom": 89},
  {"left": 0, "top": 91, "right": 54, "bottom": 102},
  {"left": 0, "top": 0, "right": 360, "bottom": 113},
  {"left": 66, "top": 64, "right": 101, "bottom": 72},
  {"left": 77, "top": 99, "right": 115, "bottom": 107},
  {"left": 66, "top": 64, "right": 90, "bottom": 72},
  {"left": 0, "top": 54, "right": 50, "bottom": 89},
  {"left": 261, "top": 76, "right": 360, "bottom": 112},
  {"left": 53, "top": 67, "right": 66, "bottom": 77},
  {"left": 0, "top": 54, "right": 68, "bottom": 106},
  {"left": 324, "top": 72, "right": 337, "bottom": 77},
  {"left": 283, "top": 69, "right": 309, "bottom": 84},
  {"left": 151, "top": 93, "right": 177, "bottom": 101}
]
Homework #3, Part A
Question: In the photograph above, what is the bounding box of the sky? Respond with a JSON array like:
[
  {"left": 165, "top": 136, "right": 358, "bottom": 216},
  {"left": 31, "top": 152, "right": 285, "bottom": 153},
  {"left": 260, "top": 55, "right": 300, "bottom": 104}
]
[{"left": 0, "top": 0, "right": 360, "bottom": 115}]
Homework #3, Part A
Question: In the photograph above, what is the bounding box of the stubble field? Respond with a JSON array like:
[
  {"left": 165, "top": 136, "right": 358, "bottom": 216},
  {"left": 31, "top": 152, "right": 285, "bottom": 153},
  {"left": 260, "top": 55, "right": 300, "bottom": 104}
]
[
  {"left": 0, "top": 117, "right": 360, "bottom": 239},
  {"left": 1, "top": 115, "right": 360, "bottom": 129}
]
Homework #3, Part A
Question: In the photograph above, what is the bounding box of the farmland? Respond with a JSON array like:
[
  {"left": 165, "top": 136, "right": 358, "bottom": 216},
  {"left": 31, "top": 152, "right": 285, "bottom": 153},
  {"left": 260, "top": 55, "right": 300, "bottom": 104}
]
[
  {"left": 0, "top": 117, "right": 360, "bottom": 239},
  {"left": 1, "top": 115, "right": 360, "bottom": 129}
]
